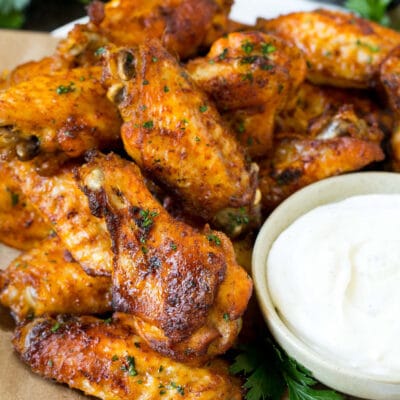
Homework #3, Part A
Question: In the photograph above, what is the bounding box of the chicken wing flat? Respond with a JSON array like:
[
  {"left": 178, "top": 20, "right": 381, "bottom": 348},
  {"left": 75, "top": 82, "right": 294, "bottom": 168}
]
[
  {"left": 92, "top": 0, "right": 232, "bottom": 60},
  {"left": 11, "top": 160, "right": 113, "bottom": 276},
  {"left": 276, "top": 82, "right": 394, "bottom": 137},
  {"left": 0, "top": 236, "right": 111, "bottom": 323},
  {"left": 0, "top": 66, "right": 121, "bottom": 161},
  {"left": 0, "top": 161, "right": 51, "bottom": 250},
  {"left": 257, "top": 10, "right": 400, "bottom": 88},
  {"left": 13, "top": 315, "right": 242, "bottom": 400},
  {"left": 260, "top": 107, "right": 385, "bottom": 210},
  {"left": 187, "top": 31, "right": 306, "bottom": 157},
  {"left": 76, "top": 152, "right": 252, "bottom": 362},
  {"left": 103, "top": 41, "right": 257, "bottom": 221},
  {"left": 380, "top": 46, "right": 400, "bottom": 170}
]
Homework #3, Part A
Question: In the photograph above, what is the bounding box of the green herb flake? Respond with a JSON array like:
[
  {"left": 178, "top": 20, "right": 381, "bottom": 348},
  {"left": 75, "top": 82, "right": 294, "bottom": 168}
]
[
  {"left": 194, "top": 136, "right": 201, "bottom": 142},
  {"left": 170, "top": 382, "right": 185, "bottom": 396},
  {"left": 152, "top": 56, "right": 158, "bottom": 62},
  {"left": 170, "top": 243, "right": 177, "bottom": 251},
  {"left": 261, "top": 42, "right": 276, "bottom": 55},
  {"left": 122, "top": 355, "right": 138, "bottom": 377},
  {"left": 141, "top": 246, "right": 148, "bottom": 254},
  {"left": 218, "top": 48, "right": 228, "bottom": 60},
  {"left": 163, "top": 85, "right": 170, "bottom": 93},
  {"left": 223, "top": 313, "right": 230, "bottom": 322},
  {"left": 112, "top": 355, "right": 119, "bottom": 362},
  {"left": 95, "top": 47, "right": 106, "bottom": 56},
  {"left": 47, "top": 360, "right": 53, "bottom": 367},
  {"left": 158, "top": 365, "right": 164, "bottom": 373},
  {"left": 242, "top": 72, "right": 254, "bottom": 82},
  {"left": 56, "top": 82, "right": 75, "bottom": 95},
  {"left": 142, "top": 79, "right": 150, "bottom": 85},
  {"left": 206, "top": 234, "right": 221, "bottom": 246},
  {"left": 355, "top": 39, "right": 380, "bottom": 53},
  {"left": 142, "top": 120, "right": 154, "bottom": 129},
  {"left": 240, "top": 56, "right": 258, "bottom": 64},
  {"left": 242, "top": 41, "right": 254, "bottom": 54},
  {"left": 103, "top": 317, "right": 112, "bottom": 325},
  {"left": 51, "top": 322, "right": 61, "bottom": 333},
  {"left": 134, "top": 342, "right": 141, "bottom": 348},
  {"left": 199, "top": 105, "right": 208, "bottom": 113},
  {"left": 7, "top": 189, "right": 19, "bottom": 206}
]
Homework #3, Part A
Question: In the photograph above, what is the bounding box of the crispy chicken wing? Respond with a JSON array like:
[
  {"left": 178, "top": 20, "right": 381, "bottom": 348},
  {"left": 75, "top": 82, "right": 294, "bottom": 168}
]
[
  {"left": 103, "top": 41, "right": 257, "bottom": 221},
  {"left": 276, "top": 82, "right": 393, "bottom": 137},
  {"left": 13, "top": 315, "right": 242, "bottom": 400},
  {"left": 76, "top": 152, "right": 252, "bottom": 362},
  {"left": 0, "top": 236, "right": 111, "bottom": 323},
  {"left": 0, "top": 161, "right": 51, "bottom": 250},
  {"left": 257, "top": 10, "right": 400, "bottom": 88},
  {"left": 187, "top": 31, "right": 306, "bottom": 157},
  {"left": 380, "top": 46, "right": 400, "bottom": 170},
  {"left": 0, "top": 67, "right": 121, "bottom": 162},
  {"left": 11, "top": 160, "right": 113, "bottom": 276},
  {"left": 94, "top": 0, "right": 232, "bottom": 60},
  {"left": 260, "top": 107, "right": 385, "bottom": 210}
]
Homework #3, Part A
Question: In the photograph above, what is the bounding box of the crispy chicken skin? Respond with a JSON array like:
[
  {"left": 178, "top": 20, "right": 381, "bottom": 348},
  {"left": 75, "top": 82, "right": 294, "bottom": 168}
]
[
  {"left": 0, "top": 66, "right": 121, "bottom": 161},
  {"left": 187, "top": 31, "right": 306, "bottom": 157},
  {"left": 103, "top": 41, "right": 257, "bottom": 220},
  {"left": 260, "top": 107, "right": 385, "bottom": 210},
  {"left": 0, "top": 161, "right": 51, "bottom": 250},
  {"left": 0, "top": 236, "right": 112, "bottom": 323},
  {"left": 380, "top": 46, "right": 400, "bottom": 170},
  {"left": 96, "top": 0, "right": 233, "bottom": 60},
  {"left": 13, "top": 315, "right": 242, "bottom": 400},
  {"left": 11, "top": 160, "right": 113, "bottom": 277},
  {"left": 76, "top": 152, "right": 252, "bottom": 362},
  {"left": 276, "top": 82, "right": 394, "bottom": 137},
  {"left": 257, "top": 10, "right": 400, "bottom": 88}
]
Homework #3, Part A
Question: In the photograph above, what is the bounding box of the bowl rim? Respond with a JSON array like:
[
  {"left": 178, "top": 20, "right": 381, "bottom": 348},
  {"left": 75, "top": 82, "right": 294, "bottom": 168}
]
[{"left": 252, "top": 171, "right": 400, "bottom": 398}]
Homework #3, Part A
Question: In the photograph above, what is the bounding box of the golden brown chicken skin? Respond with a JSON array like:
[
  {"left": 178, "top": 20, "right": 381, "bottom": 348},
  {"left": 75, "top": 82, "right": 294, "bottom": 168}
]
[
  {"left": 380, "top": 46, "right": 400, "bottom": 170},
  {"left": 76, "top": 152, "right": 252, "bottom": 362},
  {"left": 258, "top": 10, "right": 400, "bottom": 88},
  {"left": 276, "top": 82, "right": 394, "bottom": 137},
  {"left": 94, "top": 0, "right": 232, "bottom": 60},
  {"left": 259, "top": 107, "right": 385, "bottom": 210},
  {"left": 103, "top": 41, "right": 257, "bottom": 221},
  {"left": 11, "top": 160, "right": 113, "bottom": 276},
  {"left": 0, "top": 161, "right": 51, "bottom": 250},
  {"left": 187, "top": 31, "right": 306, "bottom": 157},
  {"left": 13, "top": 315, "right": 242, "bottom": 400},
  {"left": 0, "top": 236, "right": 112, "bottom": 323},
  {"left": 0, "top": 66, "right": 121, "bottom": 161}
]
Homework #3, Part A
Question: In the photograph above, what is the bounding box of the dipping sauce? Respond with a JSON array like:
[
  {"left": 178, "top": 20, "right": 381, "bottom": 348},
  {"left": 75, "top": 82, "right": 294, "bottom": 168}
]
[{"left": 267, "top": 194, "right": 400, "bottom": 378}]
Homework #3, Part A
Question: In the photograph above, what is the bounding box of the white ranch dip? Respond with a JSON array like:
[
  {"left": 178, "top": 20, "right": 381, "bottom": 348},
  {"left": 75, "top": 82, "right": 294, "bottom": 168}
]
[{"left": 267, "top": 194, "right": 400, "bottom": 378}]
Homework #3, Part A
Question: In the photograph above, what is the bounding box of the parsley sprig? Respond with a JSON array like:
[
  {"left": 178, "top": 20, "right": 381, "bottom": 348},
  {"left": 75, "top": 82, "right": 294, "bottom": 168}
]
[
  {"left": 230, "top": 339, "right": 344, "bottom": 400},
  {"left": 345, "top": 0, "right": 392, "bottom": 26}
]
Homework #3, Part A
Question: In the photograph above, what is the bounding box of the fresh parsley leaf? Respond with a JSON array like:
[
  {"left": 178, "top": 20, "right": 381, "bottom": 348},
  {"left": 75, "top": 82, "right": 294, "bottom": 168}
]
[
  {"left": 345, "top": 0, "right": 391, "bottom": 25},
  {"left": 230, "top": 339, "right": 344, "bottom": 400}
]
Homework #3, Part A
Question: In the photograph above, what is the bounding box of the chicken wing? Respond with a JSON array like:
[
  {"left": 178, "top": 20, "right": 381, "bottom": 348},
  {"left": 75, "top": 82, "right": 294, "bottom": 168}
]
[
  {"left": 187, "top": 31, "right": 306, "bottom": 157},
  {"left": 259, "top": 106, "right": 385, "bottom": 210},
  {"left": 76, "top": 152, "right": 252, "bottom": 362},
  {"left": 13, "top": 315, "right": 242, "bottom": 400},
  {"left": 0, "top": 236, "right": 111, "bottom": 323},
  {"left": 103, "top": 41, "right": 257, "bottom": 222},
  {"left": 0, "top": 66, "right": 121, "bottom": 162},
  {"left": 0, "top": 161, "right": 51, "bottom": 250},
  {"left": 276, "top": 82, "right": 393, "bottom": 138},
  {"left": 11, "top": 160, "right": 113, "bottom": 276},
  {"left": 92, "top": 0, "right": 232, "bottom": 60},
  {"left": 380, "top": 46, "right": 400, "bottom": 170},
  {"left": 257, "top": 10, "right": 400, "bottom": 88}
]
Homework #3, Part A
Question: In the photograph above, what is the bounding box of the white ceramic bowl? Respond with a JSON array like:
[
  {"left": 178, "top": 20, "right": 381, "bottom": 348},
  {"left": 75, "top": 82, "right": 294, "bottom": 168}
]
[{"left": 252, "top": 172, "right": 400, "bottom": 400}]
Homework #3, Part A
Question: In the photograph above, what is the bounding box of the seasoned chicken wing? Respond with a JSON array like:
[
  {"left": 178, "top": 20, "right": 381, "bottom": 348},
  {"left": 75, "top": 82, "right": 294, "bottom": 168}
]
[
  {"left": 187, "top": 31, "right": 306, "bottom": 157},
  {"left": 0, "top": 236, "right": 111, "bottom": 323},
  {"left": 260, "top": 107, "right": 385, "bottom": 210},
  {"left": 13, "top": 315, "right": 242, "bottom": 400},
  {"left": 0, "top": 161, "right": 51, "bottom": 250},
  {"left": 11, "top": 160, "right": 113, "bottom": 276},
  {"left": 380, "top": 46, "right": 400, "bottom": 170},
  {"left": 0, "top": 67, "right": 121, "bottom": 161},
  {"left": 258, "top": 10, "right": 400, "bottom": 88},
  {"left": 76, "top": 152, "right": 252, "bottom": 362},
  {"left": 103, "top": 41, "right": 257, "bottom": 221},
  {"left": 94, "top": 0, "right": 232, "bottom": 60}
]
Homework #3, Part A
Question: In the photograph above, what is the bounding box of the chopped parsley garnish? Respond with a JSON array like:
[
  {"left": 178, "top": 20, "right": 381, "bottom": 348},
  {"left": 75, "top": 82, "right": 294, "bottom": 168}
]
[
  {"left": 95, "top": 47, "right": 106, "bottom": 56},
  {"left": 7, "top": 189, "right": 19, "bottom": 206},
  {"left": 242, "top": 72, "right": 254, "bottom": 82},
  {"left": 139, "top": 209, "right": 159, "bottom": 228},
  {"left": 143, "top": 120, "right": 154, "bottom": 129},
  {"left": 230, "top": 339, "right": 344, "bottom": 400},
  {"left": 56, "top": 82, "right": 75, "bottom": 95},
  {"left": 143, "top": 79, "right": 149, "bottom": 85},
  {"left": 206, "top": 234, "right": 221, "bottom": 246},
  {"left": 152, "top": 56, "right": 158, "bottom": 62},
  {"left": 199, "top": 105, "right": 208, "bottom": 113},
  {"left": 51, "top": 322, "right": 61, "bottom": 333},
  {"left": 170, "top": 382, "right": 185, "bottom": 396},
  {"left": 355, "top": 39, "right": 380, "bottom": 52},
  {"left": 219, "top": 48, "right": 228, "bottom": 60},
  {"left": 112, "top": 355, "right": 119, "bottom": 362},
  {"left": 261, "top": 42, "right": 276, "bottom": 55},
  {"left": 121, "top": 355, "right": 138, "bottom": 377},
  {"left": 240, "top": 56, "right": 258, "bottom": 64},
  {"left": 103, "top": 317, "right": 112, "bottom": 325},
  {"left": 170, "top": 243, "right": 177, "bottom": 251},
  {"left": 242, "top": 41, "right": 254, "bottom": 54},
  {"left": 158, "top": 365, "right": 164, "bottom": 373},
  {"left": 223, "top": 313, "right": 230, "bottom": 321},
  {"left": 163, "top": 85, "right": 170, "bottom": 93}
]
